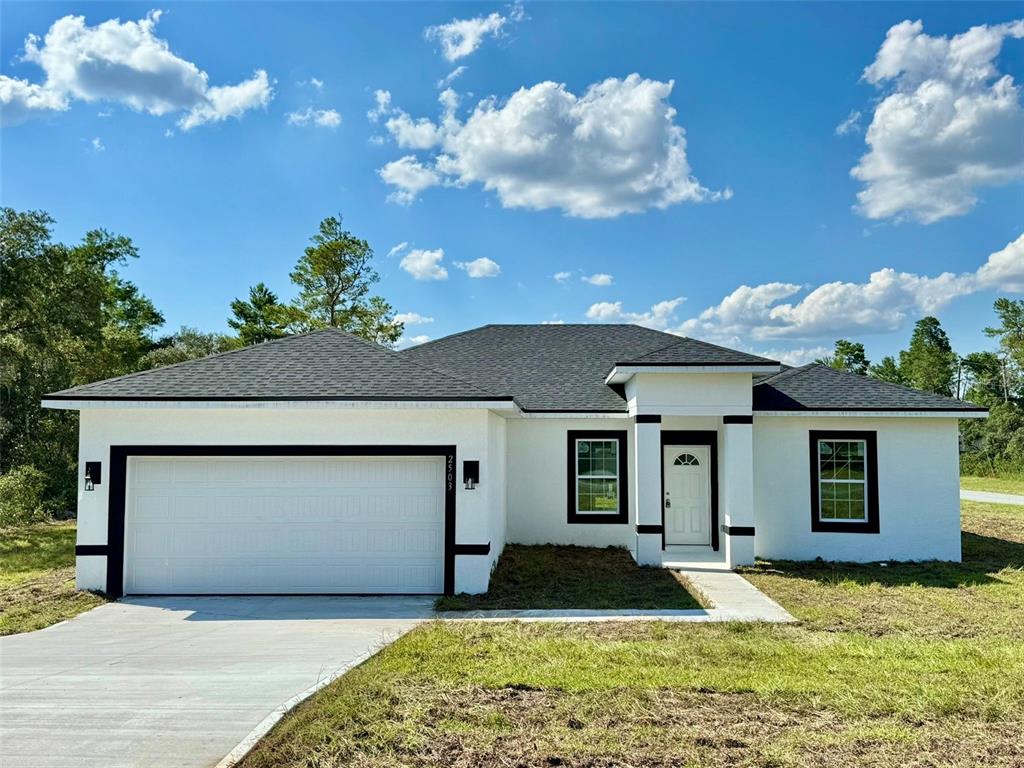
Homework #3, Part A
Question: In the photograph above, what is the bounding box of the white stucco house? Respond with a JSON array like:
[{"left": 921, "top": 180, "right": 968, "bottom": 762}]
[{"left": 43, "top": 324, "right": 986, "bottom": 597}]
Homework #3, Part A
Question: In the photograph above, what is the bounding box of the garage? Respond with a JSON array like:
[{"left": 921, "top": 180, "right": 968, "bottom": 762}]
[{"left": 123, "top": 454, "right": 447, "bottom": 595}]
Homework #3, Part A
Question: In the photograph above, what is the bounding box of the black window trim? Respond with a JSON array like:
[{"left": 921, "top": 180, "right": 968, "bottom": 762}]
[
  {"left": 809, "top": 430, "right": 879, "bottom": 534},
  {"left": 566, "top": 430, "right": 629, "bottom": 524}
]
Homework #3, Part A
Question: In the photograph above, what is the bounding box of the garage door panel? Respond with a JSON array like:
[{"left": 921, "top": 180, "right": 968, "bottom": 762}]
[{"left": 124, "top": 456, "right": 446, "bottom": 594}]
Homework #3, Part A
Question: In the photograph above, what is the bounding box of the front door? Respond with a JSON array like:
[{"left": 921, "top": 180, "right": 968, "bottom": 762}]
[{"left": 663, "top": 445, "right": 711, "bottom": 546}]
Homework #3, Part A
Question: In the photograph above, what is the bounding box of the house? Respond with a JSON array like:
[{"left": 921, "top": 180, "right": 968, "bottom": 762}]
[{"left": 43, "top": 325, "right": 987, "bottom": 598}]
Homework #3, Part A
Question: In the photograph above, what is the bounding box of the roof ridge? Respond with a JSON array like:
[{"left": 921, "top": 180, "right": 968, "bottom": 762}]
[
  {"left": 754, "top": 362, "right": 814, "bottom": 386},
  {"left": 62, "top": 328, "right": 338, "bottom": 393},
  {"left": 391, "top": 347, "right": 510, "bottom": 399},
  {"left": 811, "top": 362, "right": 977, "bottom": 406}
]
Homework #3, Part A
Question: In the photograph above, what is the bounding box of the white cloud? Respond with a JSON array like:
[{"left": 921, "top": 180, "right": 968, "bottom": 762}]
[
  {"left": 396, "top": 334, "right": 431, "bottom": 348},
  {"left": 377, "top": 74, "right": 728, "bottom": 217},
  {"left": 678, "top": 232, "right": 1024, "bottom": 342},
  {"left": 976, "top": 232, "right": 1024, "bottom": 292},
  {"left": 367, "top": 89, "right": 392, "bottom": 122},
  {"left": 1, "top": 10, "right": 272, "bottom": 129},
  {"left": 585, "top": 298, "right": 684, "bottom": 331},
  {"left": 385, "top": 112, "right": 443, "bottom": 149},
  {"left": 438, "top": 66, "right": 468, "bottom": 89},
  {"left": 90, "top": 136, "right": 104, "bottom": 152},
  {"left": 582, "top": 273, "right": 613, "bottom": 286},
  {"left": 756, "top": 346, "right": 831, "bottom": 366},
  {"left": 400, "top": 248, "right": 448, "bottom": 281},
  {"left": 386, "top": 241, "right": 410, "bottom": 258},
  {"left": 424, "top": 3, "right": 523, "bottom": 62},
  {"left": 310, "top": 77, "right": 324, "bottom": 90},
  {"left": 455, "top": 256, "right": 501, "bottom": 278},
  {"left": 834, "top": 109, "right": 862, "bottom": 136},
  {"left": 378, "top": 155, "right": 441, "bottom": 204},
  {"left": 394, "top": 312, "right": 435, "bottom": 325},
  {"left": 541, "top": 319, "right": 566, "bottom": 325},
  {"left": 851, "top": 19, "right": 1024, "bottom": 223},
  {"left": 553, "top": 271, "right": 573, "bottom": 284},
  {"left": 285, "top": 107, "right": 341, "bottom": 128}
]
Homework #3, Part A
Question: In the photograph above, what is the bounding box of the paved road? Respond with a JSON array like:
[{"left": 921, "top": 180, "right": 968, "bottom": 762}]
[
  {"left": 961, "top": 489, "right": 1024, "bottom": 506},
  {"left": 0, "top": 597, "right": 434, "bottom": 768}
]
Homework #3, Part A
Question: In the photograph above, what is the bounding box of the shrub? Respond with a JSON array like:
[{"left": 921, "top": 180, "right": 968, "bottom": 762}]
[{"left": 0, "top": 465, "right": 51, "bottom": 526}]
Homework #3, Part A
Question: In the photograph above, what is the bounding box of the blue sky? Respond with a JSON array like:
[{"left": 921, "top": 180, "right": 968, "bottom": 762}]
[{"left": 2, "top": 2, "right": 1022, "bottom": 364}]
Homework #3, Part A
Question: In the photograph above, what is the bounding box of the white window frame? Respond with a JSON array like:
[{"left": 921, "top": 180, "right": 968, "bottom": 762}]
[
  {"left": 816, "top": 438, "right": 869, "bottom": 524},
  {"left": 575, "top": 438, "right": 620, "bottom": 516}
]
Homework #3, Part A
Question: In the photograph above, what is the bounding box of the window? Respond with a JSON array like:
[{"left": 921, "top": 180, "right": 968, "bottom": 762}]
[
  {"left": 809, "top": 430, "right": 879, "bottom": 534},
  {"left": 567, "top": 430, "right": 628, "bottom": 524},
  {"left": 674, "top": 453, "right": 700, "bottom": 466}
]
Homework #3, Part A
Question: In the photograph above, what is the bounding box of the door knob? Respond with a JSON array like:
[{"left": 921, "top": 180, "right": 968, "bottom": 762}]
[{"left": 665, "top": 498, "right": 671, "bottom": 508}]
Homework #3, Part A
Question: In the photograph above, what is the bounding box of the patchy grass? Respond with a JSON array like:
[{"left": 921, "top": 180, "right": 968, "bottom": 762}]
[
  {"left": 961, "top": 474, "right": 1024, "bottom": 496},
  {"left": 740, "top": 501, "right": 1024, "bottom": 639},
  {"left": 241, "top": 501, "right": 1024, "bottom": 768},
  {"left": 0, "top": 522, "right": 106, "bottom": 635},
  {"left": 436, "top": 544, "right": 702, "bottom": 611}
]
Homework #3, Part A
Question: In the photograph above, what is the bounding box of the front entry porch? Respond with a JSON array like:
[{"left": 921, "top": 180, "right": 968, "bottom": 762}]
[{"left": 632, "top": 415, "right": 756, "bottom": 570}]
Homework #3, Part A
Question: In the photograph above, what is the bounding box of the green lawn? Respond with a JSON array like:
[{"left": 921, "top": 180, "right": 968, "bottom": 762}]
[
  {"left": 241, "top": 501, "right": 1024, "bottom": 768},
  {"left": 437, "top": 544, "right": 702, "bottom": 611},
  {"left": 0, "top": 522, "right": 106, "bottom": 635},
  {"left": 961, "top": 474, "right": 1024, "bottom": 496}
]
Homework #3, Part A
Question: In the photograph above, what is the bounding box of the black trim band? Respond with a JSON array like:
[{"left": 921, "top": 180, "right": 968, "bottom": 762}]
[
  {"left": 454, "top": 543, "right": 491, "bottom": 556},
  {"left": 566, "top": 430, "right": 629, "bottom": 524},
  {"left": 635, "top": 414, "right": 662, "bottom": 424},
  {"left": 723, "top": 415, "right": 754, "bottom": 424},
  {"left": 636, "top": 524, "right": 663, "bottom": 535},
  {"left": 76, "top": 544, "right": 109, "bottom": 556},
  {"left": 106, "top": 445, "right": 458, "bottom": 598},
  {"left": 721, "top": 525, "right": 755, "bottom": 536}
]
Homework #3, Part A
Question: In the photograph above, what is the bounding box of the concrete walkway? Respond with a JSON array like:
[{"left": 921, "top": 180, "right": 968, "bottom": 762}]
[
  {"left": 961, "top": 488, "right": 1024, "bottom": 506},
  {"left": 438, "top": 569, "right": 794, "bottom": 623},
  {"left": 0, "top": 596, "right": 433, "bottom": 768}
]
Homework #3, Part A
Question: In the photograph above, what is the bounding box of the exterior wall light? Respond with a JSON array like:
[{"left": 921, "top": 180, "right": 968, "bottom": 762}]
[
  {"left": 84, "top": 461, "right": 101, "bottom": 491},
  {"left": 463, "top": 460, "right": 480, "bottom": 490}
]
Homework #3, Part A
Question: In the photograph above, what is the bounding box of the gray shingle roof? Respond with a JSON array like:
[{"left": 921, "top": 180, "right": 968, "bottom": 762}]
[
  {"left": 401, "top": 324, "right": 770, "bottom": 412},
  {"left": 752, "top": 364, "right": 987, "bottom": 412},
  {"left": 45, "top": 329, "right": 509, "bottom": 402},
  {"left": 618, "top": 338, "right": 779, "bottom": 367}
]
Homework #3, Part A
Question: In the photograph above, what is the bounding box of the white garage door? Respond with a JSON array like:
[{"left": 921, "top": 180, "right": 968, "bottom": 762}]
[{"left": 124, "top": 455, "right": 445, "bottom": 594}]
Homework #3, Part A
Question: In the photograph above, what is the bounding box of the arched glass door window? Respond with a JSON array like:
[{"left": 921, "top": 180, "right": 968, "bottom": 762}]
[{"left": 673, "top": 453, "right": 700, "bottom": 466}]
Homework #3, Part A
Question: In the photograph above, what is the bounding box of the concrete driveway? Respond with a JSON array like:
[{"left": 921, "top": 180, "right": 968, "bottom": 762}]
[{"left": 0, "top": 596, "right": 434, "bottom": 768}]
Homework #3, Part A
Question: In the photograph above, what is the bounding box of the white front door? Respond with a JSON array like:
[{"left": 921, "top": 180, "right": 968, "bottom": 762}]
[{"left": 663, "top": 445, "right": 711, "bottom": 546}]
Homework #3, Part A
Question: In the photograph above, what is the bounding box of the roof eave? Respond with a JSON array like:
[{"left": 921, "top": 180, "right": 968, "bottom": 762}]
[
  {"left": 606, "top": 363, "right": 783, "bottom": 385},
  {"left": 42, "top": 396, "right": 521, "bottom": 411}
]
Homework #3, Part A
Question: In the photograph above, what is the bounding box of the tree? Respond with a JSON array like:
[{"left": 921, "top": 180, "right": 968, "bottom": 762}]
[
  {"left": 0, "top": 208, "right": 162, "bottom": 515},
  {"left": 960, "top": 351, "right": 1006, "bottom": 406},
  {"left": 868, "top": 355, "right": 906, "bottom": 385},
  {"left": 228, "top": 283, "right": 298, "bottom": 345},
  {"left": 352, "top": 296, "right": 404, "bottom": 346},
  {"left": 288, "top": 215, "right": 402, "bottom": 343},
  {"left": 982, "top": 298, "right": 1024, "bottom": 401},
  {"left": 144, "top": 327, "right": 240, "bottom": 368},
  {"left": 899, "top": 316, "right": 957, "bottom": 396},
  {"left": 815, "top": 339, "right": 869, "bottom": 375}
]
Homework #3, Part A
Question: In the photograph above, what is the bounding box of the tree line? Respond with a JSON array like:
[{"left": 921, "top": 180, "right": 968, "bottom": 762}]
[
  {"left": 0, "top": 208, "right": 402, "bottom": 522},
  {"left": 813, "top": 301, "right": 1023, "bottom": 477}
]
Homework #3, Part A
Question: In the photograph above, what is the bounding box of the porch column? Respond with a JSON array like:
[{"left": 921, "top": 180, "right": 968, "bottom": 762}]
[
  {"left": 633, "top": 415, "right": 662, "bottom": 566},
  {"left": 721, "top": 416, "right": 755, "bottom": 567}
]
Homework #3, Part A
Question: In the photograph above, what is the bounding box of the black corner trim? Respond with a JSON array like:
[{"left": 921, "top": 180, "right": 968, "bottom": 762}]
[
  {"left": 567, "top": 430, "right": 629, "bottom": 525},
  {"left": 720, "top": 525, "right": 755, "bottom": 536},
  {"left": 75, "top": 544, "right": 109, "bottom": 556},
  {"left": 106, "top": 445, "right": 458, "bottom": 599},
  {"left": 809, "top": 430, "right": 880, "bottom": 534},
  {"left": 723, "top": 415, "right": 754, "bottom": 424},
  {"left": 454, "top": 543, "right": 491, "bottom": 556},
  {"left": 636, "top": 524, "right": 663, "bottom": 535},
  {"left": 635, "top": 414, "right": 662, "bottom": 424}
]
